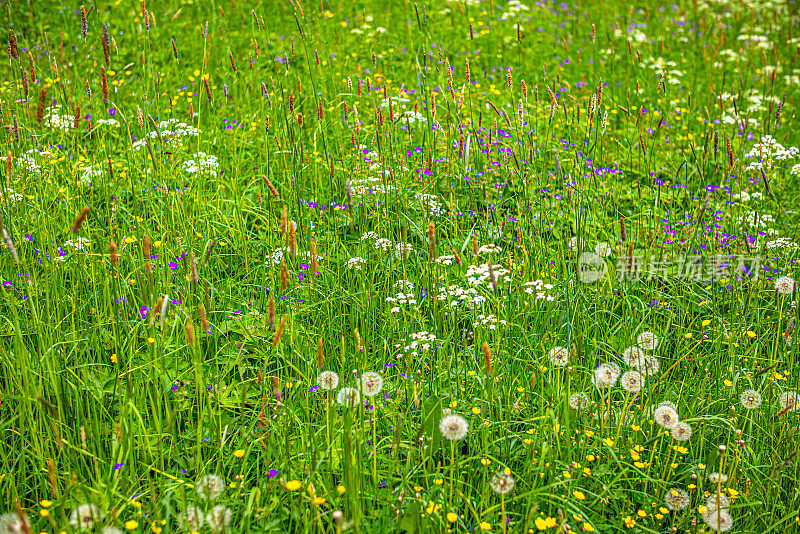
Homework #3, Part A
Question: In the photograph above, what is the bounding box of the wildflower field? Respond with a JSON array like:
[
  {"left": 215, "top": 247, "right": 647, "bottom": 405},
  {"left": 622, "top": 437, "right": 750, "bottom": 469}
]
[{"left": 2, "top": 0, "right": 800, "bottom": 532}]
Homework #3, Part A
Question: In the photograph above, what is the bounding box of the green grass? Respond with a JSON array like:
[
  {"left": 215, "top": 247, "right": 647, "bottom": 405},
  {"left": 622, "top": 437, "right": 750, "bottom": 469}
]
[{"left": 1, "top": 0, "right": 799, "bottom": 532}]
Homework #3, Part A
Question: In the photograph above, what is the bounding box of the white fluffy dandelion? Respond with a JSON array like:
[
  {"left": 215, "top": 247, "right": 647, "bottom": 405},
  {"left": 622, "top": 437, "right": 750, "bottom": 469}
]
[
  {"left": 663, "top": 488, "right": 690, "bottom": 511},
  {"left": 196, "top": 473, "right": 225, "bottom": 500},
  {"left": 336, "top": 387, "right": 361, "bottom": 408},
  {"left": 547, "top": 346, "right": 569, "bottom": 367},
  {"left": 620, "top": 370, "right": 645, "bottom": 393},
  {"left": 179, "top": 506, "right": 205, "bottom": 531},
  {"left": 0, "top": 513, "right": 27, "bottom": 534},
  {"left": 593, "top": 362, "right": 621, "bottom": 388},
  {"left": 775, "top": 275, "right": 795, "bottom": 295},
  {"left": 706, "top": 493, "right": 730, "bottom": 514},
  {"left": 702, "top": 510, "right": 734, "bottom": 532},
  {"left": 636, "top": 331, "right": 659, "bottom": 351},
  {"left": 439, "top": 414, "right": 469, "bottom": 441},
  {"left": 622, "top": 346, "right": 645, "bottom": 367},
  {"left": 359, "top": 371, "right": 384, "bottom": 396},
  {"left": 489, "top": 471, "right": 515, "bottom": 494},
  {"left": 739, "top": 389, "right": 762, "bottom": 410},
  {"left": 205, "top": 506, "right": 233, "bottom": 533},
  {"left": 653, "top": 405, "right": 680, "bottom": 429},
  {"left": 568, "top": 392, "right": 590, "bottom": 411},
  {"left": 638, "top": 355, "right": 660, "bottom": 376},
  {"left": 670, "top": 421, "right": 693, "bottom": 441},
  {"left": 69, "top": 504, "right": 105, "bottom": 531},
  {"left": 317, "top": 371, "right": 340, "bottom": 391}
]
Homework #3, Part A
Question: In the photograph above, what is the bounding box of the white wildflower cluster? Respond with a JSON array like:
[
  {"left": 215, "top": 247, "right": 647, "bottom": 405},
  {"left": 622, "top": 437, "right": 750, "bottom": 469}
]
[
  {"left": 642, "top": 56, "right": 683, "bottom": 85},
  {"left": 497, "top": 0, "right": 530, "bottom": 21},
  {"left": 732, "top": 190, "right": 764, "bottom": 202},
  {"left": 437, "top": 284, "right": 486, "bottom": 309},
  {"left": 765, "top": 237, "right": 798, "bottom": 251},
  {"left": 348, "top": 175, "right": 397, "bottom": 197},
  {"left": 63, "top": 237, "right": 91, "bottom": 250},
  {"left": 522, "top": 280, "right": 556, "bottom": 302},
  {"left": 435, "top": 254, "right": 457, "bottom": 265},
  {"left": 745, "top": 135, "right": 799, "bottom": 171},
  {"left": 477, "top": 244, "right": 502, "bottom": 254},
  {"left": 374, "top": 238, "right": 393, "bottom": 251},
  {"left": 393, "top": 280, "right": 414, "bottom": 292},
  {"left": 473, "top": 314, "right": 507, "bottom": 330},
  {"left": 465, "top": 263, "right": 511, "bottom": 289},
  {"left": 94, "top": 118, "right": 119, "bottom": 127},
  {"left": 394, "top": 330, "right": 437, "bottom": 357},
  {"left": 346, "top": 257, "right": 366, "bottom": 270},
  {"left": 612, "top": 26, "right": 648, "bottom": 43},
  {"left": 792, "top": 163, "right": 800, "bottom": 176},
  {"left": 16, "top": 148, "right": 53, "bottom": 175},
  {"left": 183, "top": 152, "right": 220, "bottom": 177},
  {"left": 737, "top": 32, "right": 774, "bottom": 50},
  {"left": 394, "top": 242, "right": 414, "bottom": 260},
  {"left": 266, "top": 246, "right": 312, "bottom": 266},
  {"left": 0, "top": 188, "right": 23, "bottom": 202},
  {"left": 415, "top": 193, "right": 445, "bottom": 216},
  {"left": 399, "top": 110, "right": 427, "bottom": 124},
  {"left": 349, "top": 14, "right": 387, "bottom": 37},
  {"left": 360, "top": 231, "right": 378, "bottom": 240},
  {"left": 80, "top": 165, "right": 105, "bottom": 185},
  {"left": 385, "top": 292, "right": 417, "bottom": 313},
  {"left": 42, "top": 105, "right": 74, "bottom": 132},
  {"left": 132, "top": 119, "right": 201, "bottom": 151}
]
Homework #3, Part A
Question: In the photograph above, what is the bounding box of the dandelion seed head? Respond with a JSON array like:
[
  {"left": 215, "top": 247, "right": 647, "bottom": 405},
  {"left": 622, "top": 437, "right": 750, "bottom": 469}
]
[
  {"left": 337, "top": 387, "right": 361, "bottom": 407},
  {"left": 654, "top": 405, "right": 680, "bottom": 429},
  {"left": 663, "top": 488, "right": 690, "bottom": 511},
  {"left": 359, "top": 371, "right": 384, "bottom": 396},
  {"left": 637, "top": 331, "right": 659, "bottom": 350},
  {"left": 69, "top": 504, "right": 104, "bottom": 531},
  {"left": 670, "top": 421, "right": 693, "bottom": 441},
  {"left": 548, "top": 346, "right": 569, "bottom": 367},
  {"left": 620, "top": 370, "right": 644, "bottom": 393},
  {"left": 318, "top": 371, "right": 340, "bottom": 391},
  {"left": 439, "top": 414, "right": 469, "bottom": 441},
  {"left": 739, "top": 389, "right": 762, "bottom": 409},
  {"left": 489, "top": 471, "right": 515, "bottom": 494},
  {"left": 196, "top": 473, "right": 225, "bottom": 500}
]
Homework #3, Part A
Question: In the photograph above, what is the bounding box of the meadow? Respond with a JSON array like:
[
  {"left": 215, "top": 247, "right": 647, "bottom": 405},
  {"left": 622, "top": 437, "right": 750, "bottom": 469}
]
[{"left": 1, "top": 0, "right": 799, "bottom": 532}]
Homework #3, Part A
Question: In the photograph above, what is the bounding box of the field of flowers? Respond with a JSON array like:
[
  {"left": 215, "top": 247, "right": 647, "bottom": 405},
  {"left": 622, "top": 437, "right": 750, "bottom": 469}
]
[{"left": 1, "top": 0, "right": 800, "bottom": 532}]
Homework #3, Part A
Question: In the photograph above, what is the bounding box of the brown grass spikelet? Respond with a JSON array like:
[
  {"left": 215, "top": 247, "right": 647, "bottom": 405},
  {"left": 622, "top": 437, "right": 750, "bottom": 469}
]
[
  {"left": 482, "top": 342, "right": 492, "bottom": 376},
  {"left": 171, "top": 38, "right": 178, "bottom": 60},
  {"left": 268, "top": 293, "right": 275, "bottom": 329},
  {"left": 288, "top": 220, "right": 297, "bottom": 259},
  {"left": 185, "top": 319, "right": 196, "bottom": 345},
  {"left": 109, "top": 241, "right": 118, "bottom": 267},
  {"left": 100, "top": 66, "right": 109, "bottom": 105},
  {"left": 143, "top": 234, "right": 153, "bottom": 273},
  {"left": 263, "top": 175, "right": 279, "bottom": 197},
  {"left": 280, "top": 259, "right": 288, "bottom": 290},
  {"left": 203, "top": 77, "right": 213, "bottom": 105},
  {"left": 5, "top": 150, "right": 11, "bottom": 178},
  {"left": 46, "top": 458, "right": 59, "bottom": 498},
  {"left": 80, "top": 5, "right": 88, "bottom": 38},
  {"left": 451, "top": 248, "right": 462, "bottom": 266},
  {"left": 73, "top": 104, "right": 81, "bottom": 129},
  {"left": 427, "top": 221, "right": 435, "bottom": 261},
  {"left": 35, "top": 85, "right": 48, "bottom": 124},
  {"left": 472, "top": 234, "right": 478, "bottom": 255},
  {"left": 8, "top": 29, "right": 18, "bottom": 59},
  {"left": 310, "top": 240, "right": 318, "bottom": 274},
  {"left": 316, "top": 337, "right": 324, "bottom": 369},
  {"left": 280, "top": 205, "right": 288, "bottom": 236},
  {"left": 198, "top": 304, "right": 210, "bottom": 332},
  {"left": 71, "top": 206, "right": 90, "bottom": 234},
  {"left": 726, "top": 132, "right": 734, "bottom": 166},
  {"left": 272, "top": 315, "right": 288, "bottom": 348}
]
